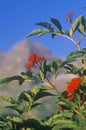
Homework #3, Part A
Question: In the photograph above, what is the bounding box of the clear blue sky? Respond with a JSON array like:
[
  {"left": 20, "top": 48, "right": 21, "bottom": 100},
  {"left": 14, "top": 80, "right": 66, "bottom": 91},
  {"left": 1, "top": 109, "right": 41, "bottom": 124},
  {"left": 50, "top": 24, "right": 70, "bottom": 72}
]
[{"left": 0, "top": 0, "right": 86, "bottom": 56}]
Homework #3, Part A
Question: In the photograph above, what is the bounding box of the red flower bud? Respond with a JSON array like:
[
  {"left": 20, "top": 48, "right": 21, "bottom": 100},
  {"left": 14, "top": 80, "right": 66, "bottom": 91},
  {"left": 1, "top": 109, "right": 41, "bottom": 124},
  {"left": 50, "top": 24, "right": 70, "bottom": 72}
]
[{"left": 28, "top": 53, "right": 36, "bottom": 62}]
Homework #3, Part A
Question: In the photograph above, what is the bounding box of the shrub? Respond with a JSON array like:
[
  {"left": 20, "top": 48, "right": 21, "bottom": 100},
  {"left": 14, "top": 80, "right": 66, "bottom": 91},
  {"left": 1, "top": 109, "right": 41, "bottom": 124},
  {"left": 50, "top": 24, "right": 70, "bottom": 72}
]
[{"left": 1, "top": 11, "right": 86, "bottom": 130}]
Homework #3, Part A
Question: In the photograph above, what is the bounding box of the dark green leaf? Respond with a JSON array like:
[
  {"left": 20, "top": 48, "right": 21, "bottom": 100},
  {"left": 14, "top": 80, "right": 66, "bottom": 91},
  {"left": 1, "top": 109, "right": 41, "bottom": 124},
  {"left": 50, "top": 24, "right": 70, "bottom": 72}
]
[
  {"left": 34, "top": 91, "right": 55, "bottom": 101},
  {"left": 35, "top": 22, "right": 53, "bottom": 31},
  {"left": 6, "top": 106, "right": 24, "bottom": 114},
  {"left": 24, "top": 118, "right": 42, "bottom": 129},
  {"left": 61, "top": 58, "right": 76, "bottom": 66},
  {"left": 80, "top": 16, "right": 85, "bottom": 34},
  {"left": 50, "top": 18, "right": 62, "bottom": 31},
  {"left": 0, "top": 75, "right": 23, "bottom": 84},
  {"left": 19, "top": 91, "right": 33, "bottom": 102},
  {"left": 82, "top": 48, "right": 86, "bottom": 54},
  {"left": 47, "top": 61, "right": 58, "bottom": 74},
  {"left": 19, "top": 78, "right": 24, "bottom": 85},
  {"left": 67, "top": 50, "right": 82, "bottom": 59},
  {"left": 31, "top": 103, "right": 41, "bottom": 109}
]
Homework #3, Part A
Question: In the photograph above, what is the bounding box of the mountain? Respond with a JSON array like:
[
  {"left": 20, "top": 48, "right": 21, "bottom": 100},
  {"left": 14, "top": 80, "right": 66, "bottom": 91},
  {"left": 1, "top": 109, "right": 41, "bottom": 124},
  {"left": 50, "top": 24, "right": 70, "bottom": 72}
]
[
  {"left": 0, "top": 39, "right": 77, "bottom": 96},
  {"left": 0, "top": 40, "right": 56, "bottom": 77},
  {"left": 0, "top": 51, "right": 5, "bottom": 63},
  {"left": 0, "top": 40, "right": 77, "bottom": 117},
  {"left": 0, "top": 40, "right": 58, "bottom": 96}
]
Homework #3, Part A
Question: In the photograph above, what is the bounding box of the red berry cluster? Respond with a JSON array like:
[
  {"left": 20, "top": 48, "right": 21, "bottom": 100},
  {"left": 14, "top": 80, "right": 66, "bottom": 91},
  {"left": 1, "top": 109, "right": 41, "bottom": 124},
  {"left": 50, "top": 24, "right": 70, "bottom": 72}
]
[
  {"left": 66, "top": 77, "right": 83, "bottom": 101},
  {"left": 27, "top": 53, "right": 45, "bottom": 69}
]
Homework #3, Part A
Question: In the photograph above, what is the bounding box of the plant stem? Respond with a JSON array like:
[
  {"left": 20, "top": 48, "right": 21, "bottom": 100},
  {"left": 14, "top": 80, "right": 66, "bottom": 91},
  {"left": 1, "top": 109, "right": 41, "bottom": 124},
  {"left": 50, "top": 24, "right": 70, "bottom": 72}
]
[
  {"left": 52, "top": 32, "right": 77, "bottom": 45},
  {"left": 36, "top": 62, "right": 61, "bottom": 96},
  {"left": 77, "top": 42, "right": 81, "bottom": 51}
]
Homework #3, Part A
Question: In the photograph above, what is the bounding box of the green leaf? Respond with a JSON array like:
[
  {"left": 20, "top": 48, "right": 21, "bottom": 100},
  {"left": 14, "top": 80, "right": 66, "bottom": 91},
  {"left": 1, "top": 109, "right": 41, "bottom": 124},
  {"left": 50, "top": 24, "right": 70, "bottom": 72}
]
[
  {"left": 67, "top": 50, "right": 82, "bottom": 59},
  {"left": 32, "top": 85, "right": 54, "bottom": 101},
  {"left": 33, "top": 91, "right": 55, "bottom": 101},
  {"left": 0, "top": 96, "right": 11, "bottom": 102},
  {"left": 39, "top": 59, "right": 47, "bottom": 80},
  {"left": 50, "top": 18, "right": 62, "bottom": 31},
  {"left": 61, "top": 58, "right": 76, "bottom": 66},
  {"left": 24, "top": 118, "right": 42, "bottom": 129},
  {"left": 38, "top": 30, "right": 50, "bottom": 37},
  {"left": 32, "top": 86, "right": 47, "bottom": 95},
  {"left": 64, "top": 63, "right": 81, "bottom": 75},
  {"left": 35, "top": 22, "right": 53, "bottom": 31},
  {"left": 0, "top": 76, "right": 22, "bottom": 84},
  {"left": 6, "top": 106, "right": 24, "bottom": 114},
  {"left": 58, "top": 97, "right": 75, "bottom": 107},
  {"left": 26, "top": 29, "right": 44, "bottom": 37},
  {"left": 47, "top": 59, "right": 63, "bottom": 73},
  {"left": 19, "top": 91, "right": 33, "bottom": 102},
  {"left": 31, "top": 103, "right": 41, "bottom": 109},
  {"left": 7, "top": 116, "right": 23, "bottom": 123},
  {"left": 47, "top": 61, "right": 58, "bottom": 74},
  {"left": 0, "top": 121, "right": 10, "bottom": 127},
  {"left": 70, "top": 15, "right": 84, "bottom": 36},
  {"left": 82, "top": 48, "right": 86, "bottom": 54},
  {"left": 80, "top": 16, "right": 85, "bottom": 34},
  {"left": 52, "top": 123, "right": 77, "bottom": 130}
]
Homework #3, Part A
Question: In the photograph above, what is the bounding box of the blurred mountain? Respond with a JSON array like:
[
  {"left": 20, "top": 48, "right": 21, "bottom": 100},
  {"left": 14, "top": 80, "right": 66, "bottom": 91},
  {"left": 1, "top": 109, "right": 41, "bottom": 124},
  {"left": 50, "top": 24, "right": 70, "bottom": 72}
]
[
  {"left": 0, "top": 40, "right": 58, "bottom": 95},
  {"left": 0, "top": 51, "right": 5, "bottom": 63},
  {"left": 0, "top": 40, "right": 56, "bottom": 77},
  {"left": 0, "top": 39, "right": 77, "bottom": 96},
  {"left": 0, "top": 40, "right": 77, "bottom": 117}
]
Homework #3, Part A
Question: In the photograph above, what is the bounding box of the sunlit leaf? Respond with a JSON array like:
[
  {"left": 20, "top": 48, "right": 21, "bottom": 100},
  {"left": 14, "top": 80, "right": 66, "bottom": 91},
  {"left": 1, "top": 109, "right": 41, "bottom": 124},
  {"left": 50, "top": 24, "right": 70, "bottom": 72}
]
[
  {"left": 70, "top": 15, "right": 84, "bottom": 36},
  {"left": 7, "top": 116, "right": 23, "bottom": 123},
  {"left": 52, "top": 123, "right": 77, "bottom": 130},
  {"left": 26, "top": 29, "right": 50, "bottom": 38},
  {"left": 39, "top": 59, "right": 47, "bottom": 80}
]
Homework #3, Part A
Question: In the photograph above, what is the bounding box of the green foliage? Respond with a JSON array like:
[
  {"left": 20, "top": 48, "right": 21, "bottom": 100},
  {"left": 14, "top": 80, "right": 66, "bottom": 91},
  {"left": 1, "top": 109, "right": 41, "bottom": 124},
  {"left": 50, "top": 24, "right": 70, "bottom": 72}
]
[
  {"left": 69, "top": 15, "right": 85, "bottom": 36},
  {"left": 1, "top": 11, "right": 86, "bottom": 130}
]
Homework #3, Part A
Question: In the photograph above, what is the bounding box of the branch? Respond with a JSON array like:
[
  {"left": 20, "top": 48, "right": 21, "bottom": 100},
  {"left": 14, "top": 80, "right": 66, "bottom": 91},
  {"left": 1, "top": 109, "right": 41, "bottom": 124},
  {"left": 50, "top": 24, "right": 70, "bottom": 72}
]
[{"left": 52, "top": 32, "right": 77, "bottom": 45}]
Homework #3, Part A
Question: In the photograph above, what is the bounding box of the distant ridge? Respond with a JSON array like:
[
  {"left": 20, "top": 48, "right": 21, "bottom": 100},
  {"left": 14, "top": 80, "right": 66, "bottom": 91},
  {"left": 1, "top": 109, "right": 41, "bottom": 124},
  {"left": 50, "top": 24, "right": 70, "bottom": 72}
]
[
  {"left": 0, "top": 40, "right": 57, "bottom": 77},
  {"left": 0, "top": 39, "right": 77, "bottom": 96}
]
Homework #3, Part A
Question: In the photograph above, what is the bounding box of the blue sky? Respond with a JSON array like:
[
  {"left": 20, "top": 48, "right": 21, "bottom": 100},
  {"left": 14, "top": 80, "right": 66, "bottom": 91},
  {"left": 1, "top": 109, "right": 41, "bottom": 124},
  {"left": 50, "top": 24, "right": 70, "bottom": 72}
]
[{"left": 0, "top": 0, "right": 86, "bottom": 57}]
